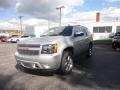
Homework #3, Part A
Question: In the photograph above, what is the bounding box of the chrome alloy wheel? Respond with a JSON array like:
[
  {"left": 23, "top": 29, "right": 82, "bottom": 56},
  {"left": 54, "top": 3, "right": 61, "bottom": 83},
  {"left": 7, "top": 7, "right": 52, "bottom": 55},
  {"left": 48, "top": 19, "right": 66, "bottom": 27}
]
[
  {"left": 89, "top": 47, "right": 92, "bottom": 56},
  {"left": 64, "top": 55, "right": 73, "bottom": 72}
]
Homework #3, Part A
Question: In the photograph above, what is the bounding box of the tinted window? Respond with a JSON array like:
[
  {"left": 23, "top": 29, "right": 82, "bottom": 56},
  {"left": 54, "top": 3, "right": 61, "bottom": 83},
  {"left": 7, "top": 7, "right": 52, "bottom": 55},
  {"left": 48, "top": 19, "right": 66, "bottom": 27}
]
[
  {"left": 21, "top": 36, "right": 29, "bottom": 38},
  {"left": 59, "top": 26, "right": 73, "bottom": 36},
  {"left": 115, "top": 32, "right": 120, "bottom": 36}
]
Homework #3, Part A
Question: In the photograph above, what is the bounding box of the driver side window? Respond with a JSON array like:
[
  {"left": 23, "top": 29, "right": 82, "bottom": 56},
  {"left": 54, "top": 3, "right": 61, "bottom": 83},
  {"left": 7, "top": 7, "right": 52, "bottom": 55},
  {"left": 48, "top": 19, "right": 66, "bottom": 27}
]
[{"left": 74, "top": 27, "right": 84, "bottom": 37}]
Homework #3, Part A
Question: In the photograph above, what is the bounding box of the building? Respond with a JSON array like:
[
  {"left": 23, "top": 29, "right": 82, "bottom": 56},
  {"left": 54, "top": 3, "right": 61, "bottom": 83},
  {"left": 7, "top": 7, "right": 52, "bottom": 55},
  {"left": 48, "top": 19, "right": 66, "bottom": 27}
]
[
  {"left": 81, "top": 21, "right": 120, "bottom": 40},
  {"left": 0, "top": 21, "right": 25, "bottom": 36},
  {"left": 68, "top": 13, "right": 120, "bottom": 40},
  {"left": 24, "top": 25, "right": 48, "bottom": 37}
]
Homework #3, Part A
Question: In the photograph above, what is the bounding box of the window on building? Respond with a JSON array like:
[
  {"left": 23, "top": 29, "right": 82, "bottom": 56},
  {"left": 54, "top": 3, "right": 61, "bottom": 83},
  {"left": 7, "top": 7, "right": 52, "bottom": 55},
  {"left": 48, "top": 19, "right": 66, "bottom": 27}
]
[
  {"left": 106, "top": 26, "right": 112, "bottom": 33},
  {"left": 93, "top": 26, "right": 112, "bottom": 33},
  {"left": 117, "top": 26, "right": 120, "bottom": 32},
  {"left": 93, "top": 27, "right": 99, "bottom": 33},
  {"left": 99, "top": 27, "right": 105, "bottom": 33}
]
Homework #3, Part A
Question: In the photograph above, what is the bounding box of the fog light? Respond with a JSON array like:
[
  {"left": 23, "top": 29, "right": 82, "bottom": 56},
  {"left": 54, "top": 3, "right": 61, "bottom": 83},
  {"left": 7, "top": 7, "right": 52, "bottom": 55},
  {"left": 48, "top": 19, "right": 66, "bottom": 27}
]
[
  {"left": 35, "top": 64, "right": 39, "bottom": 68},
  {"left": 43, "top": 64, "right": 50, "bottom": 69}
]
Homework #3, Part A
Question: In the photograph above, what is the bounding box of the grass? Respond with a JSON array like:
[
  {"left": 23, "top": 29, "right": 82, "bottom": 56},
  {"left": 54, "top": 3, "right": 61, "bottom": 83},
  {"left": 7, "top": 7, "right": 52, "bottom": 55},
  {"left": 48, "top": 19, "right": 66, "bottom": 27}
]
[{"left": 93, "top": 39, "right": 112, "bottom": 45}]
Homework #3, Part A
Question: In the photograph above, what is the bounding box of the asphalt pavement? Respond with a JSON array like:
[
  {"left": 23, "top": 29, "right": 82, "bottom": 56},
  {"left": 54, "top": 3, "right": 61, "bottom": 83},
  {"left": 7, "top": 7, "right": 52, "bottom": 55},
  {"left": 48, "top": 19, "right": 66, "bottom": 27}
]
[{"left": 0, "top": 43, "right": 120, "bottom": 90}]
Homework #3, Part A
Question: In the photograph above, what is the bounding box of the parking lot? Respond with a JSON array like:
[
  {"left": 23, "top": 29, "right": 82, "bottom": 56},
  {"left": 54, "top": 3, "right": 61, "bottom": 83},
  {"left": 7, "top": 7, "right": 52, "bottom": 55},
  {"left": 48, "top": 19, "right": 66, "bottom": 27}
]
[{"left": 0, "top": 43, "right": 120, "bottom": 90}]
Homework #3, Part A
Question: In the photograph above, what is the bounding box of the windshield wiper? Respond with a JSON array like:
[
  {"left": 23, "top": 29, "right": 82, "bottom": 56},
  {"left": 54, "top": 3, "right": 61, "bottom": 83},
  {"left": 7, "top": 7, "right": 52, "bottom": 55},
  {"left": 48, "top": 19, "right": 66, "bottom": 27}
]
[
  {"left": 40, "top": 35, "right": 48, "bottom": 37},
  {"left": 49, "top": 34, "right": 59, "bottom": 36}
]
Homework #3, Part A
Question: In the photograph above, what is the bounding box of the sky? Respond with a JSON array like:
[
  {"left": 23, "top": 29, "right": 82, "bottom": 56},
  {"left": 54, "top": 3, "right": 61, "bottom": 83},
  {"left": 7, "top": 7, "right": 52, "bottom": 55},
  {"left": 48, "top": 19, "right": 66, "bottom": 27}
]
[{"left": 0, "top": 0, "right": 120, "bottom": 28}]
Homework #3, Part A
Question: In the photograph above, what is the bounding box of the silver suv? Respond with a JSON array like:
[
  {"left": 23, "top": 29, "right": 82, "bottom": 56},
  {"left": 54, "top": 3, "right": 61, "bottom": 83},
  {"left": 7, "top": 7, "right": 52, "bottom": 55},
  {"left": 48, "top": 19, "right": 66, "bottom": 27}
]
[{"left": 15, "top": 25, "right": 93, "bottom": 74}]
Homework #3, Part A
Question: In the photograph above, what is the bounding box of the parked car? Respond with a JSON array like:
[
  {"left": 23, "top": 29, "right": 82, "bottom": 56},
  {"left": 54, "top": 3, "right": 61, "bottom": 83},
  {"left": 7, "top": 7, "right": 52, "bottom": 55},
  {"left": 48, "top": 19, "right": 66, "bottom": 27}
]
[
  {"left": 8, "top": 35, "right": 32, "bottom": 43},
  {"left": 15, "top": 25, "right": 93, "bottom": 74},
  {"left": 112, "top": 32, "right": 120, "bottom": 49},
  {"left": 7, "top": 36, "right": 20, "bottom": 43},
  {"left": 0, "top": 36, "right": 8, "bottom": 42},
  {"left": 7, "top": 35, "right": 18, "bottom": 42}
]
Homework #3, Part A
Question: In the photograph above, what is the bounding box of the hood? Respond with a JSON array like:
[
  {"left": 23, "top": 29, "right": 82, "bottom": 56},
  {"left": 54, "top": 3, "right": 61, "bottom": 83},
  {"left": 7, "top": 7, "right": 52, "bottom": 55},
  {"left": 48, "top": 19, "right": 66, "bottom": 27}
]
[
  {"left": 18, "top": 36, "right": 65, "bottom": 45},
  {"left": 114, "top": 36, "right": 120, "bottom": 39}
]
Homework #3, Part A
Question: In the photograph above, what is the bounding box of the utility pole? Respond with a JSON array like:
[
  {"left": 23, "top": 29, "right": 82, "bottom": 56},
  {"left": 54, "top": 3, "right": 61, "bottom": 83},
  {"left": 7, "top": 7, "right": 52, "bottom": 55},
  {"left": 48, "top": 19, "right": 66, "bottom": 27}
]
[
  {"left": 48, "top": 17, "right": 50, "bottom": 30},
  {"left": 56, "top": 6, "right": 65, "bottom": 27},
  {"left": 19, "top": 16, "right": 23, "bottom": 35}
]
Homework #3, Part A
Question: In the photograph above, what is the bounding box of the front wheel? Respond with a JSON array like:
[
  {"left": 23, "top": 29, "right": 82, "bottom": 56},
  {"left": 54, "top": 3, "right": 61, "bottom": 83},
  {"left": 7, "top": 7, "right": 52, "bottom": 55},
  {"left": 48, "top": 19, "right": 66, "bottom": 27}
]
[
  {"left": 16, "top": 39, "right": 19, "bottom": 42},
  {"left": 60, "top": 51, "right": 73, "bottom": 75},
  {"left": 112, "top": 42, "right": 117, "bottom": 49}
]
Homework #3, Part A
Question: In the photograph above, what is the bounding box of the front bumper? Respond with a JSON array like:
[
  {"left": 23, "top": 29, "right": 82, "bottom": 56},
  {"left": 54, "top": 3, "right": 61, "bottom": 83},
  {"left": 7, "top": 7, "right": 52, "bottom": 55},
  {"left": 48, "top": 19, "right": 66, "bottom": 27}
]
[{"left": 15, "top": 52, "right": 61, "bottom": 70}]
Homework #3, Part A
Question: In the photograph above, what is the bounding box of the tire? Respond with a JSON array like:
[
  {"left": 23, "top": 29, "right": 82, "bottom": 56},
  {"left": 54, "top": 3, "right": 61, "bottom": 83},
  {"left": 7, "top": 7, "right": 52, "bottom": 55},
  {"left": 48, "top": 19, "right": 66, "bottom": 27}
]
[
  {"left": 16, "top": 39, "right": 19, "bottom": 42},
  {"left": 60, "top": 51, "right": 73, "bottom": 75},
  {"left": 86, "top": 44, "right": 93, "bottom": 58},
  {"left": 112, "top": 42, "right": 117, "bottom": 49},
  {"left": 16, "top": 63, "right": 28, "bottom": 72}
]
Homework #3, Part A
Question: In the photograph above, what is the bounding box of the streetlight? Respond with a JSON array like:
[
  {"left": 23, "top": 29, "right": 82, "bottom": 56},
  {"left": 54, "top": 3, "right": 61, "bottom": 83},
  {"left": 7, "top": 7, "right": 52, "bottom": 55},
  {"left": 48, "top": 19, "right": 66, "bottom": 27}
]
[
  {"left": 48, "top": 16, "right": 50, "bottom": 30},
  {"left": 56, "top": 6, "right": 65, "bottom": 27},
  {"left": 116, "top": 17, "right": 119, "bottom": 22},
  {"left": 19, "top": 16, "right": 23, "bottom": 35}
]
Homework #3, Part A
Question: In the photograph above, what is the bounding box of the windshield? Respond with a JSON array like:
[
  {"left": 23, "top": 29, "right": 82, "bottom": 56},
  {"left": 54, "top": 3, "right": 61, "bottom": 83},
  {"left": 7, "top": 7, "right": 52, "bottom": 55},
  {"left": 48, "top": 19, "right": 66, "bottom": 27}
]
[
  {"left": 21, "top": 36, "right": 29, "bottom": 38},
  {"left": 115, "top": 32, "right": 120, "bottom": 36},
  {"left": 41, "top": 26, "right": 73, "bottom": 36}
]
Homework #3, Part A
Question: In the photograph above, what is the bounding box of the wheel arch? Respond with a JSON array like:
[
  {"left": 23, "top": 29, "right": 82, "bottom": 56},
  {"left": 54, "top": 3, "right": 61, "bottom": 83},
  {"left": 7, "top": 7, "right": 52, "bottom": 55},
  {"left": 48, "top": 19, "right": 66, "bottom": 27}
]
[
  {"left": 89, "top": 41, "right": 93, "bottom": 47},
  {"left": 59, "top": 46, "right": 74, "bottom": 74},
  {"left": 63, "top": 47, "right": 74, "bottom": 55}
]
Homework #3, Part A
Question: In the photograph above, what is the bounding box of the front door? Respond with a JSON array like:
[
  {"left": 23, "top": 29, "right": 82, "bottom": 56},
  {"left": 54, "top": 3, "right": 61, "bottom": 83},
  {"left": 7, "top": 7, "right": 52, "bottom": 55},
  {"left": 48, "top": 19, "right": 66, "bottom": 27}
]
[{"left": 73, "top": 26, "right": 85, "bottom": 56}]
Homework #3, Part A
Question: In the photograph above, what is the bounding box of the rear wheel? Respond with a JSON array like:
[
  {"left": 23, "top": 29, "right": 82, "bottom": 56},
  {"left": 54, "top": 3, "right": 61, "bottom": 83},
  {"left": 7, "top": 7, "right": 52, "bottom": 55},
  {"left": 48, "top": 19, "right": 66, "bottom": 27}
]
[
  {"left": 86, "top": 44, "right": 93, "bottom": 57},
  {"left": 60, "top": 51, "right": 73, "bottom": 75}
]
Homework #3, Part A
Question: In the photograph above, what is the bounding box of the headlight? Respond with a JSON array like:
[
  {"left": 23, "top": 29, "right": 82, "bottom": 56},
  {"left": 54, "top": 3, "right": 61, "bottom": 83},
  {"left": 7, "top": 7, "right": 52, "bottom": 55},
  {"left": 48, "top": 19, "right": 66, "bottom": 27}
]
[{"left": 41, "top": 44, "right": 58, "bottom": 54}]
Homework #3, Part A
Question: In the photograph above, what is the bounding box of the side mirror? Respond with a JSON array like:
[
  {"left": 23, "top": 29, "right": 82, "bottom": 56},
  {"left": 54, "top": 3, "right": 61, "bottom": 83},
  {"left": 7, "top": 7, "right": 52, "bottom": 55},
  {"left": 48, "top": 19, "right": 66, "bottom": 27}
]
[{"left": 74, "top": 32, "right": 84, "bottom": 37}]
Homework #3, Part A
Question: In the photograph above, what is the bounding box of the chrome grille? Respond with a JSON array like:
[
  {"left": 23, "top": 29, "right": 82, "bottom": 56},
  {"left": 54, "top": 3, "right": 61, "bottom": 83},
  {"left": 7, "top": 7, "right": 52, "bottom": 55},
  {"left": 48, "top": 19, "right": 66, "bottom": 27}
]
[
  {"left": 18, "top": 49, "right": 39, "bottom": 55},
  {"left": 17, "top": 44, "right": 40, "bottom": 55}
]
